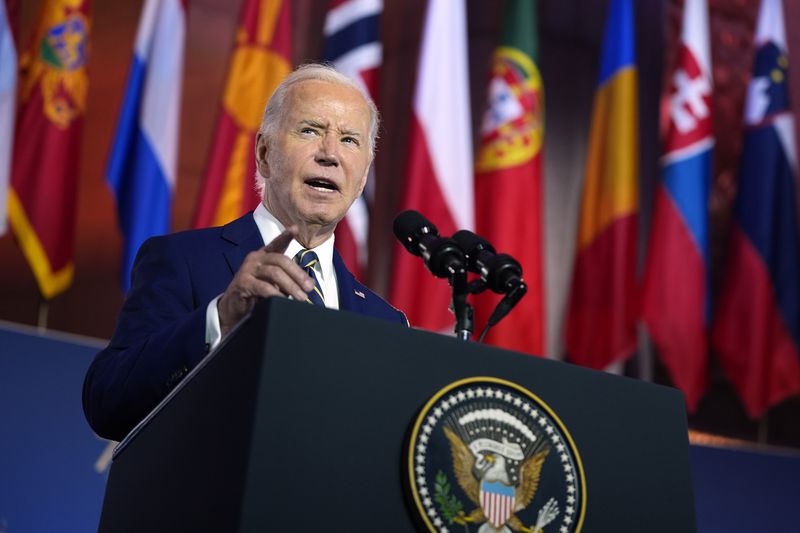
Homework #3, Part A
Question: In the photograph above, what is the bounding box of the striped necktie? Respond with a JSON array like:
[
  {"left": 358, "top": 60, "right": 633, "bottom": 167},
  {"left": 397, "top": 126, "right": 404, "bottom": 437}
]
[{"left": 294, "top": 249, "right": 326, "bottom": 307}]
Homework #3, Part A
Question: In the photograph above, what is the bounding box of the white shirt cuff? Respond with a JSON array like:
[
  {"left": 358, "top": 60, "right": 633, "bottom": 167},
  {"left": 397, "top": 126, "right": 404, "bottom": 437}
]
[{"left": 205, "top": 294, "right": 223, "bottom": 352}]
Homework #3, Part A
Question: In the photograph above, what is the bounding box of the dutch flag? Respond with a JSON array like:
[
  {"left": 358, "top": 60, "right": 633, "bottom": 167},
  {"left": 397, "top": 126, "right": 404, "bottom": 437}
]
[{"left": 107, "top": 0, "right": 185, "bottom": 290}]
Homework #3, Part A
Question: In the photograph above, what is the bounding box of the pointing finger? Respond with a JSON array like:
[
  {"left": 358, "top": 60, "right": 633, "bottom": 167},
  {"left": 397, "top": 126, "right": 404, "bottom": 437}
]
[{"left": 264, "top": 226, "right": 299, "bottom": 254}]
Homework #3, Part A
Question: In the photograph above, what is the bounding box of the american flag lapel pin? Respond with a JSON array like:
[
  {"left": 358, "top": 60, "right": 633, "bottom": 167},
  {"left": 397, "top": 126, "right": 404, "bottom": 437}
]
[{"left": 354, "top": 289, "right": 366, "bottom": 299}]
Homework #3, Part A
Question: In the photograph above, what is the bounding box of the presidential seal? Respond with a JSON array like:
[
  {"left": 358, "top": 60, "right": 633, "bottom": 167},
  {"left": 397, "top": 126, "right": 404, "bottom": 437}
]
[{"left": 407, "top": 378, "right": 585, "bottom": 533}]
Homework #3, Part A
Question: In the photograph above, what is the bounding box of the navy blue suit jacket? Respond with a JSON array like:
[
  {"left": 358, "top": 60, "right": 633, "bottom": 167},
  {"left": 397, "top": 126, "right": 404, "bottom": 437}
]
[{"left": 83, "top": 213, "right": 407, "bottom": 440}]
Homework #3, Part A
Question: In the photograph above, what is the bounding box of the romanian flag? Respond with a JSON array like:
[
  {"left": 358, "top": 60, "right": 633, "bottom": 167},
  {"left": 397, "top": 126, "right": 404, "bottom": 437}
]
[
  {"left": 564, "top": 0, "right": 638, "bottom": 369},
  {"left": 0, "top": 0, "right": 17, "bottom": 236},
  {"left": 389, "top": 0, "right": 472, "bottom": 332},
  {"left": 321, "top": 0, "right": 383, "bottom": 279},
  {"left": 712, "top": 0, "right": 800, "bottom": 418},
  {"left": 473, "top": 0, "right": 545, "bottom": 355},
  {"left": 8, "top": 0, "right": 91, "bottom": 299},
  {"left": 192, "top": 0, "right": 291, "bottom": 228},
  {"left": 641, "top": 0, "right": 713, "bottom": 412}
]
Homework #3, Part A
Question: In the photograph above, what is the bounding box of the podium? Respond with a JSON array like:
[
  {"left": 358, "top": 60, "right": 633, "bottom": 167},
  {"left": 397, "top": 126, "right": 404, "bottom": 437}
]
[{"left": 98, "top": 298, "right": 696, "bottom": 532}]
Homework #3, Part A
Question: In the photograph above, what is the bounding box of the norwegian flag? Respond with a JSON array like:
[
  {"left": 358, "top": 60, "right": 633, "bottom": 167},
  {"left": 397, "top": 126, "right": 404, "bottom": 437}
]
[
  {"left": 322, "top": 0, "right": 382, "bottom": 279},
  {"left": 480, "top": 480, "right": 515, "bottom": 528}
]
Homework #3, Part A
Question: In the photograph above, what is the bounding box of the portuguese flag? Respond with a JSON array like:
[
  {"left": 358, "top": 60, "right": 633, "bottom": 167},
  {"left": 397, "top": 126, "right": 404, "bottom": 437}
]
[
  {"left": 193, "top": 0, "right": 292, "bottom": 228},
  {"left": 8, "top": 0, "right": 91, "bottom": 298},
  {"left": 473, "top": 0, "right": 545, "bottom": 356}
]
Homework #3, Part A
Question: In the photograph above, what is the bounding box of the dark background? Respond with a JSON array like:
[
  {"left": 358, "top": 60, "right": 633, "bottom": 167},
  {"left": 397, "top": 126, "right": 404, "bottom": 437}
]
[{"left": 1, "top": 0, "right": 798, "bottom": 448}]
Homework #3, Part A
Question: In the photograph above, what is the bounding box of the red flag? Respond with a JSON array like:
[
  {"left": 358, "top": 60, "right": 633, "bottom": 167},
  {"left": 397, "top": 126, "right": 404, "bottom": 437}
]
[
  {"left": 193, "top": 0, "right": 292, "bottom": 228},
  {"left": 389, "top": 0, "right": 473, "bottom": 332},
  {"left": 7, "top": 0, "right": 91, "bottom": 298},
  {"left": 473, "top": 0, "right": 545, "bottom": 355}
]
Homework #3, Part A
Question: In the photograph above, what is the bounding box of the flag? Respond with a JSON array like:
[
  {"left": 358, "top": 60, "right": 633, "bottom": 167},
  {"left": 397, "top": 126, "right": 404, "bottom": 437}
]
[
  {"left": 564, "top": 0, "right": 638, "bottom": 369},
  {"left": 322, "top": 0, "right": 382, "bottom": 279},
  {"left": 473, "top": 0, "right": 545, "bottom": 355},
  {"left": 0, "top": 0, "right": 17, "bottom": 236},
  {"left": 192, "top": 0, "right": 292, "bottom": 229},
  {"left": 7, "top": 0, "right": 91, "bottom": 299},
  {"left": 106, "top": 0, "right": 186, "bottom": 290},
  {"left": 712, "top": 0, "right": 800, "bottom": 418},
  {"left": 389, "top": 0, "right": 472, "bottom": 332},
  {"left": 641, "top": 0, "right": 712, "bottom": 411}
]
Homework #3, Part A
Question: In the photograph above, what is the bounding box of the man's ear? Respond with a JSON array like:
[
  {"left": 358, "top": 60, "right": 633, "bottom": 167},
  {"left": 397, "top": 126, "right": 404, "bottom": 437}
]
[
  {"left": 356, "top": 163, "right": 370, "bottom": 197},
  {"left": 255, "top": 132, "right": 270, "bottom": 178}
]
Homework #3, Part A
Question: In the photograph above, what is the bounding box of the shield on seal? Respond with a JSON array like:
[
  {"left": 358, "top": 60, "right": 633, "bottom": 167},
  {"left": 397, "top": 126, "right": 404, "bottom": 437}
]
[{"left": 479, "top": 480, "right": 515, "bottom": 528}]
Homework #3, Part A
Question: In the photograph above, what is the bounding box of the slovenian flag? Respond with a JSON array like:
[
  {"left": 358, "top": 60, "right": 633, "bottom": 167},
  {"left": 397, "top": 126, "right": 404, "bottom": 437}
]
[
  {"left": 641, "top": 0, "right": 713, "bottom": 411},
  {"left": 712, "top": 0, "right": 800, "bottom": 418},
  {"left": 322, "top": 0, "right": 383, "bottom": 280},
  {"left": 107, "top": 0, "right": 185, "bottom": 290}
]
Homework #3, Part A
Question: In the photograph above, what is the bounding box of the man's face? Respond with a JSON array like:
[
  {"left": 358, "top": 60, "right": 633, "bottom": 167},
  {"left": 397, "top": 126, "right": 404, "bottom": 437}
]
[{"left": 257, "top": 79, "right": 372, "bottom": 236}]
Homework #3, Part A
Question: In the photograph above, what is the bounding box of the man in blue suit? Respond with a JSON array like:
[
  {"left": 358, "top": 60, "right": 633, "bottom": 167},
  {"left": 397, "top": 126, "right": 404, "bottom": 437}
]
[{"left": 83, "top": 64, "right": 407, "bottom": 441}]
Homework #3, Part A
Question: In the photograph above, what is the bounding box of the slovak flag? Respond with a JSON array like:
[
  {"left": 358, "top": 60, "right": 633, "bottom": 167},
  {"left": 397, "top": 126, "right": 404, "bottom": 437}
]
[
  {"left": 106, "top": 0, "right": 185, "bottom": 290},
  {"left": 712, "top": 0, "right": 800, "bottom": 418},
  {"left": 641, "top": 0, "right": 713, "bottom": 411},
  {"left": 322, "top": 0, "right": 383, "bottom": 279}
]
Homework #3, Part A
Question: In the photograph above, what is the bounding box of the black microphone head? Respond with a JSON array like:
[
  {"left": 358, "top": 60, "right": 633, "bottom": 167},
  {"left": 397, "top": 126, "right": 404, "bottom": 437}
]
[
  {"left": 393, "top": 210, "right": 439, "bottom": 256},
  {"left": 453, "top": 229, "right": 522, "bottom": 294},
  {"left": 452, "top": 229, "right": 495, "bottom": 255},
  {"left": 487, "top": 253, "right": 523, "bottom": 294}
]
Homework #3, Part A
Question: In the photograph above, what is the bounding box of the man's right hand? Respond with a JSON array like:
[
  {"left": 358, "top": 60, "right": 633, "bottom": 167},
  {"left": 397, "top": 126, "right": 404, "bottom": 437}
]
[{"left": 217, "top": 227, "right": 314, "bottom": 337}]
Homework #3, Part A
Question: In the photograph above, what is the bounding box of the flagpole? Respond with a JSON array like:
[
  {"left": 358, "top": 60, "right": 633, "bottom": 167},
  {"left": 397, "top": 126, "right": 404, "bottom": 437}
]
[
  {"left": 757, "top": 416, "right": 769, "bottom": 445},
  {"left": 37, "top": 297, "right": 49, "bottom": 332}
]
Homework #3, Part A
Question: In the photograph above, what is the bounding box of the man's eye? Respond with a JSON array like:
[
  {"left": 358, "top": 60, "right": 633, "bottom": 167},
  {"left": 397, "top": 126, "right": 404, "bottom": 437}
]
[
  {"left": 300, "top": 127, "right": 318, "bottom": 135},
  {"left": 341, "top": 136, "right": 359, "bottom": 146}
]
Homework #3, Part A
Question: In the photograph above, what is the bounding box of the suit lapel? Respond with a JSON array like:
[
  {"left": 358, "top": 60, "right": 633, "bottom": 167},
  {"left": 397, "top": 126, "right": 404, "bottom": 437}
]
[
  {"left": 333, "top": 250, "right": 363, "bottom": 313},
  {"left": 220, "top": 213, "right": 265, "bottom": 275}
]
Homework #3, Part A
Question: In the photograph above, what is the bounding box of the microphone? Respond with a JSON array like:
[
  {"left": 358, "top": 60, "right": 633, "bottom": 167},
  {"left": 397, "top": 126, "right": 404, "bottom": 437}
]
[
  {"left": 393, "top": 210, "right": 466, "bottom": 278},
  {"left": 452, "top": 229, "right": 523, "bottom": 294}
]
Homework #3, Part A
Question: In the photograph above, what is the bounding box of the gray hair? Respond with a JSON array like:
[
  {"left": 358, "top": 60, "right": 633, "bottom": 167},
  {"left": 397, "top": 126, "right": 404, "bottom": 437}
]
[{"left": 255, "top": 63, "right": 380, "bottom": 197}]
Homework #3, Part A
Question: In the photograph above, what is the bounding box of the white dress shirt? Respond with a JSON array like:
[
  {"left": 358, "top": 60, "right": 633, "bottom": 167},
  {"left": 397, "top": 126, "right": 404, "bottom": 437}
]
[{"left": 205, "top": 203, "right": 339, "bottom": 351}]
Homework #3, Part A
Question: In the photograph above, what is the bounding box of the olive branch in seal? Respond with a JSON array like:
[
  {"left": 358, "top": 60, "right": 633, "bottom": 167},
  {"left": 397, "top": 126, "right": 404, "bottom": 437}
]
[{"left": 434, "top": 470, "right": 465, "bottom": 524}]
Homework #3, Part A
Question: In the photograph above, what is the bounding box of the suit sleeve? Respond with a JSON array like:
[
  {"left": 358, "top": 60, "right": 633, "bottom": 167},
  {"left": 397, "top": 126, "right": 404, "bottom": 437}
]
[{"left": 82, "top": 236, "right": 209, "bottom": 441}]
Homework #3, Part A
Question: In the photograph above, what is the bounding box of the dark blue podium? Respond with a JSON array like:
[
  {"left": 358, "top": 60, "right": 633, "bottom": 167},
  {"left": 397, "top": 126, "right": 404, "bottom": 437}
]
[{"left": 98, "top": 298, "right": 695, "bottom": 532}]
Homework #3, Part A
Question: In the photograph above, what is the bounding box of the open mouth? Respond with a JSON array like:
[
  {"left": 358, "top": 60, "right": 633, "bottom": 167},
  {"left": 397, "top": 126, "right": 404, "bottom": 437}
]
[{"left": 305, "top": 178, "right": 340, "bottom": 192}]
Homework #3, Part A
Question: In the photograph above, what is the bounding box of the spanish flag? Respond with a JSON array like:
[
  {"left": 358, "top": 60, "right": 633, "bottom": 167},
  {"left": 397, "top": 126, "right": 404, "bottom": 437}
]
[
  {"left": 8, "top": 0, "right": 91, "bottom": 299},
  {"left": 192, "top": 0, "right": 292, "bottom": 228},
  {"left": 564, "top": 0, "right": 638, "bottom": 369},
  {"left": 473, "top": 0, "right": 545, "bottom": 356}
]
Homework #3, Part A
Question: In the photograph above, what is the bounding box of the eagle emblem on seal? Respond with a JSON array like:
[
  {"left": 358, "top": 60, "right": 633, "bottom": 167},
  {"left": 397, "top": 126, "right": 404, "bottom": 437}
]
[
  {"left": 443, "top": 416, "right": 553, "bottom": 533},
  {"left": 408, "top": 379, "right": 585, "bottom": 533}
]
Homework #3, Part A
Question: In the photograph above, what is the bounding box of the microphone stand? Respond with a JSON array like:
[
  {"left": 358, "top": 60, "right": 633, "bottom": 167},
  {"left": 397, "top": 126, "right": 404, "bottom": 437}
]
[{"left": 450, "top": 266, "right": 474, "bottom": 341}]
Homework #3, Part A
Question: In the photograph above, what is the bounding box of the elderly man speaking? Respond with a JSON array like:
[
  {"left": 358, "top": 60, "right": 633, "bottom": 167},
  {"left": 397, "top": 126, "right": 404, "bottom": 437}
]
[{"left": 83, "top": 64, "right": 407, "bottom": 442}]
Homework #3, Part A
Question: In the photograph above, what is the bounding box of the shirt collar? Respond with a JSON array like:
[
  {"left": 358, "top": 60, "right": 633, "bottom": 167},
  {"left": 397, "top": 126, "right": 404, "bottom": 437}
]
[{"left": 252, "top": 203, "right": 336, "bottom": 283}]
